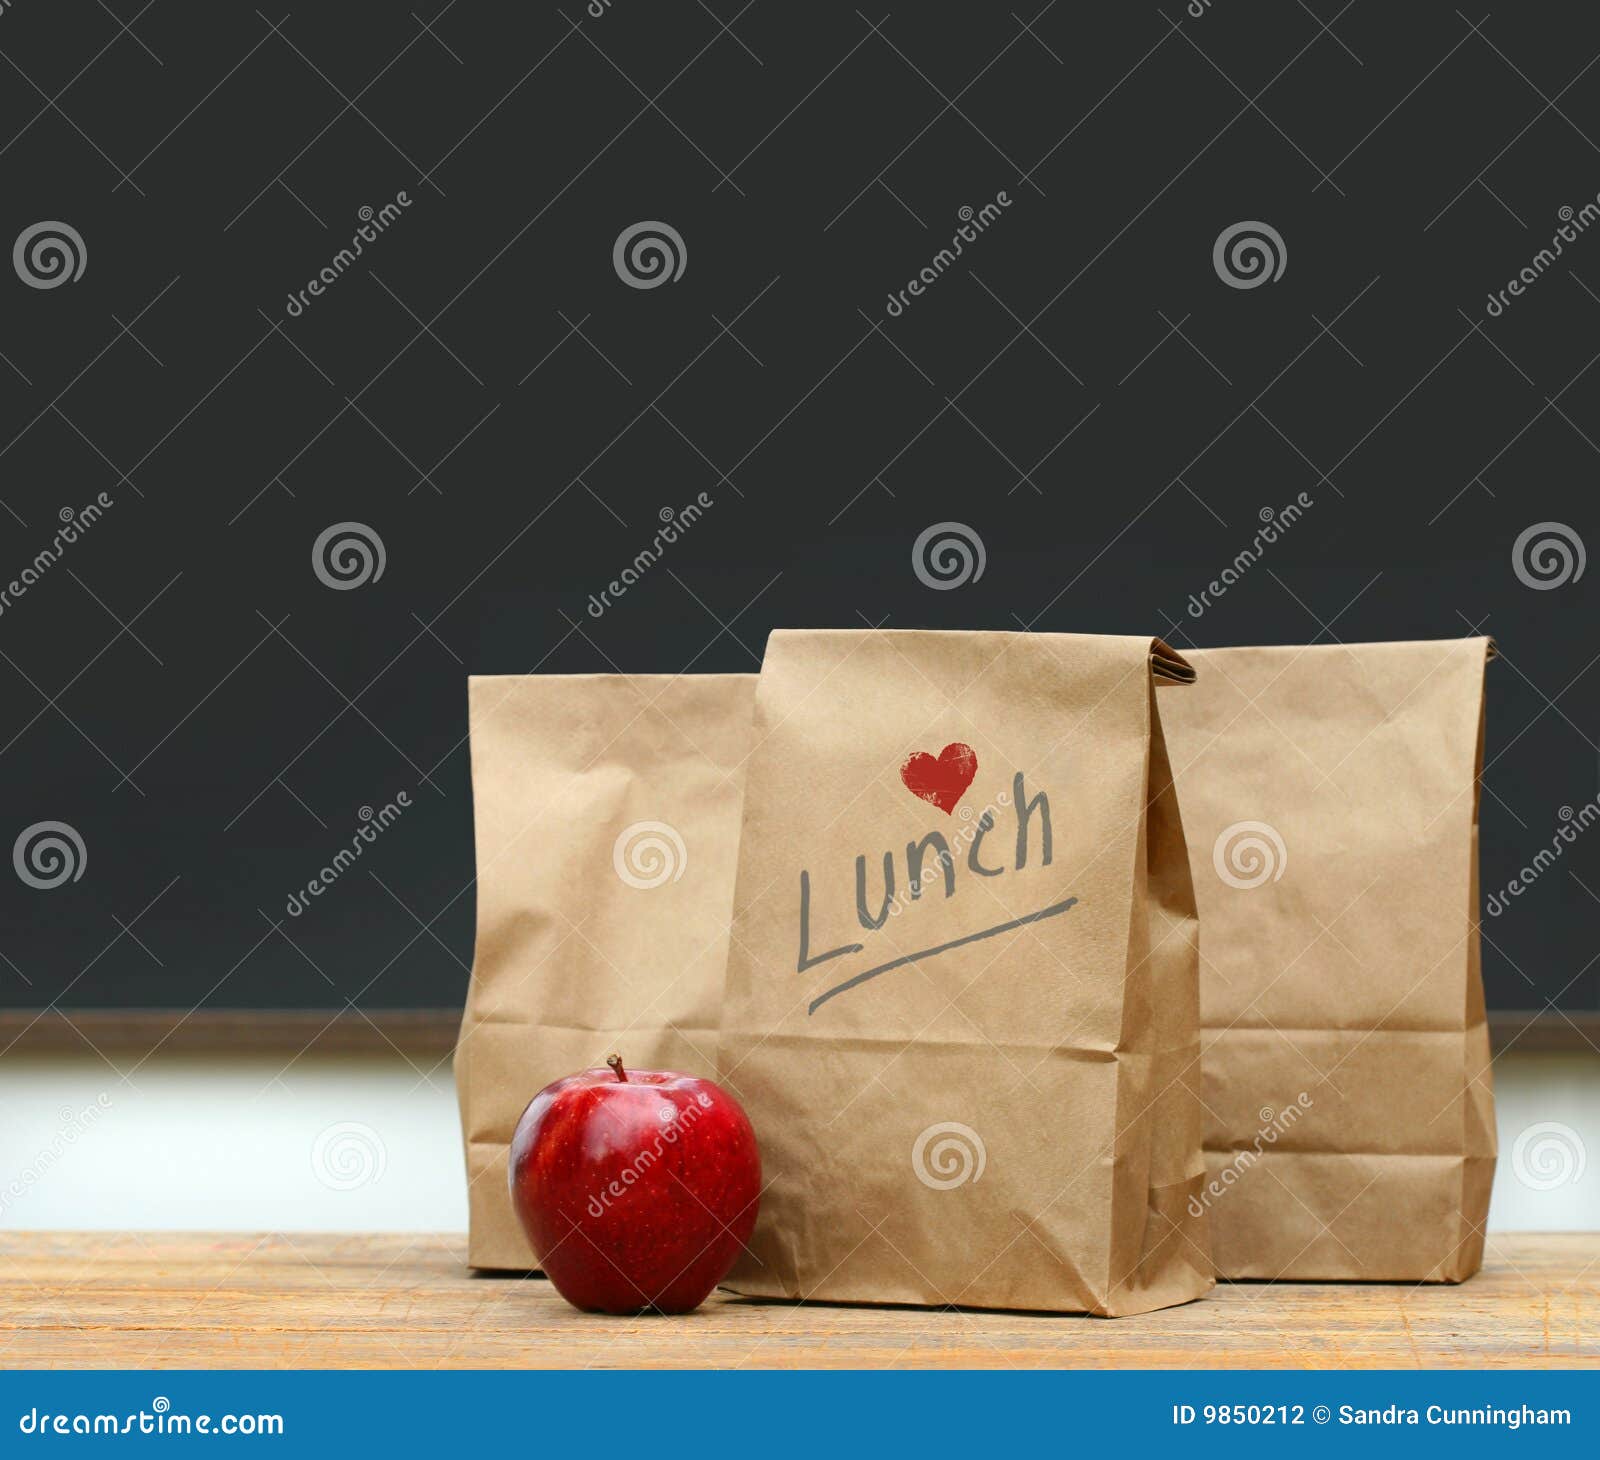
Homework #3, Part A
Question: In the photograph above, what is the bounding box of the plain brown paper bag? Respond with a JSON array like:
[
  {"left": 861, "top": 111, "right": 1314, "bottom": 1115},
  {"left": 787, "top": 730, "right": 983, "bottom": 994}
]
[
  {"left": 1162, "top": 637, "right": 1496, "bottom": 1282},
  {"left": 455, "top": 673, "right": 755, "bottom": 1270},
  {"left": 716, "top": 629, "right": 1213, "bottom": 1316}
]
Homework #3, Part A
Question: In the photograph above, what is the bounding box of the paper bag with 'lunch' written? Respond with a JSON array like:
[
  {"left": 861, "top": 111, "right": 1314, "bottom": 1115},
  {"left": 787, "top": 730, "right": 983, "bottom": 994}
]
[
  {"left": 716, "top": 630, "right": 1212, "bottom": 1315},
  {"left": 455, "top": 673, "right": 754, "bottom": 1270},
  {"left": 1162, "top": 638, "right": 1496, "bottom": 1282}
]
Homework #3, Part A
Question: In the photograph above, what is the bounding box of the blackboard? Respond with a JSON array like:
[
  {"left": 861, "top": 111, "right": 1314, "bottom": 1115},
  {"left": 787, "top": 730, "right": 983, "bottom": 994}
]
[{"left": 1, "top": 1, "right": 1595, "bottom": 1018}]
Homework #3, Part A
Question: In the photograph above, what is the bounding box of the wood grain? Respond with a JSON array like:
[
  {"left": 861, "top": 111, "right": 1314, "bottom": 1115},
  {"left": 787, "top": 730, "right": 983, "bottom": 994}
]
[{"left": 0, "top": 1232, "right": 1594, "bottom": 1369}]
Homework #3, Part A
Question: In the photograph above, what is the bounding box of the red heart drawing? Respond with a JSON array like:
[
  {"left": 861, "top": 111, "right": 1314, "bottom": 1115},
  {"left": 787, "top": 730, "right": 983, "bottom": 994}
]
[{"left": 899, "top": 742, "right": 978, "bottom": 815}]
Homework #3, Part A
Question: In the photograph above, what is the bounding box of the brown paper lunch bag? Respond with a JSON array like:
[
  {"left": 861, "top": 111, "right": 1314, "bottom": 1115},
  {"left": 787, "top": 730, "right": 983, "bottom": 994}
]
[
  {"left": 715, "top": 629, "right": 1213, "bottom": 1315},
  {"left": 1161, "top": 637, "right": 1497, "bottom": 1282},
  {"left": 455, "top": 672, "right": 755, "bottom": 1270}
]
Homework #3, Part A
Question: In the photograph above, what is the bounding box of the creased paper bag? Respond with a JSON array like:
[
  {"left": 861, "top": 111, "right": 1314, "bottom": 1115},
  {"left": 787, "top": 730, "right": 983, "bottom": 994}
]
[
  {"left": 1162, "top": 638, "right": 1496, "bottom": 1282},
  {"left": 716, "top": 630, "right": 1212, "bottom": 1315},
  {"left": 455, "top": 673, "right": 754, "bottom": 1270}
]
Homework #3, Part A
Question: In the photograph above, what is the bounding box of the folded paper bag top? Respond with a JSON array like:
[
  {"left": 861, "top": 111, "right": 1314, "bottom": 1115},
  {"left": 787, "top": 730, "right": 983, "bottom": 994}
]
[
  {"left": 715, "top": 629, "right": 1212, "bottom": 1316},
  {"left": 1160, "top": 637, "right": 1496, "bottom": 1283},
  {"left": 455, "top": 672, "right": 755, "bottom": 1271}
]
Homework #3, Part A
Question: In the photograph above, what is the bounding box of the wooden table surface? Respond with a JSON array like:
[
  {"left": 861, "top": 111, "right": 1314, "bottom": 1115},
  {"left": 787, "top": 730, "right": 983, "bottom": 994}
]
[{"left": 2, "top": 1231, "right": 1595, "bottom": 1369}]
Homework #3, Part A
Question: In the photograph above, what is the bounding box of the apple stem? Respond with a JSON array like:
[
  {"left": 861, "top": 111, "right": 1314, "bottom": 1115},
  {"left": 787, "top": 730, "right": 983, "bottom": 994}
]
[{"left": 606, "top": 1053, "right": 628, "bottom": 1083}]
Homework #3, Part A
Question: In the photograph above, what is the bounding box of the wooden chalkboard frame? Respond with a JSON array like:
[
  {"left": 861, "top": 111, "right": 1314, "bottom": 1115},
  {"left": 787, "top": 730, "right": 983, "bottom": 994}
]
[{"left": 1, "top": 1008, "right": 1591, "bottom": 1056}]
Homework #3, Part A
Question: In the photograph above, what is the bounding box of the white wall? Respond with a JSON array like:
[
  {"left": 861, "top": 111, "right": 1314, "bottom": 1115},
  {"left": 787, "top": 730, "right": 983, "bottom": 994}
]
[
  {"left": 0, "top": 1050, "right": 466, "bottom": 1234},
  {"left": 0, "top": 1049, "right": 1594, "bottom": 1233},
  {"left": 1491, "top": 1052, "right": 1599, "bottom": 1231}
]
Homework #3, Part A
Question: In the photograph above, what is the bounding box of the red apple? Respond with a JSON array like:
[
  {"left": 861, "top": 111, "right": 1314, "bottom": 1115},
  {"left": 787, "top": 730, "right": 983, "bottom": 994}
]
[{"left": 508, "top": 1054, "right": 761, "bottom": 1314}]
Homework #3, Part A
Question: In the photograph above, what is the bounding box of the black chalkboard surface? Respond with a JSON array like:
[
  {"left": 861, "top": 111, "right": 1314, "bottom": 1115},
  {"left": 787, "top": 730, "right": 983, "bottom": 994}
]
[{"left": 1, "top": 2, "right": 1594, "bottom": 1019}]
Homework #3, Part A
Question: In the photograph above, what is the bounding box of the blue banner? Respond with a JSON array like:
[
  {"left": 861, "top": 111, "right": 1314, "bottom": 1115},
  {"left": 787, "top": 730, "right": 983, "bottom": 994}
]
[{"left": 0, "top": 1370, "right": 1593, "bottom": 1455}]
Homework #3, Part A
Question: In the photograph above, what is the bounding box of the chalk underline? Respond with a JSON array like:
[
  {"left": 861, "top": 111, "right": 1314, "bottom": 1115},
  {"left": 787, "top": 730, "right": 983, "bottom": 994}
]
[{"left": 807, "top": 896, "right": 1080, "bottom": 1015}]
